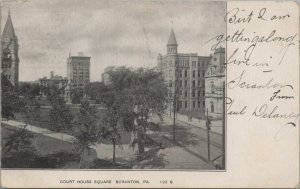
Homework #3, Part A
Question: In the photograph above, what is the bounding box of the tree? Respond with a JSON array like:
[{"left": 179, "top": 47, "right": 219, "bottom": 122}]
[
  {"left": 2, "top": 125, "right": 36, "bottom": 167},
  {"left": 49, "top": 87, "right": 73, "bottom": 143},
  {"left": 101, "top": 104, "right": 122, "bottom": 164},
  {"left": 85, "top": 82, "right": 107, "bottom": 102},
  {"left": 23, "top": 95, "right": 40, "bottom": 131},
  {"left": 2, "top": 125, "right": 35, "bottom": 154},
  {"left": 105, "top": 67, "right": 168, "bottom": 156},
  {"left": 1, "top": 74, "right": 24, "bottom": 119},
  {"left": 73, "top": 101, "right": 102, "bottom": 168},
  {"left": 18, "top": 82, "right": 41, "bottom": 97},
  {"left": 71, "top": 88, "right": 83, "bottom": 104}
]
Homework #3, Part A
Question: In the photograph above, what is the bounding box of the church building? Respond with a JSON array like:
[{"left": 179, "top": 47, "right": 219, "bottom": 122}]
[{"left": 1, "top": 10, "right": 19, "bottom": 88}]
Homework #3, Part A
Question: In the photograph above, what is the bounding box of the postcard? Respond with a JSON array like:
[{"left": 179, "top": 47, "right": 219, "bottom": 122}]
[{"left": 0, "top": 0, "right": 299, "bottom": 188}]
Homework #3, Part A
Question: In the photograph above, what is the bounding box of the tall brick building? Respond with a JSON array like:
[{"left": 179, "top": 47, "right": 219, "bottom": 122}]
[
  {"left": 157, "top": 29, "right": 211, "bottom": 116},
  {"left": 67, "top": 53, "right": 90, "bottom": 91},
  {"left": 1, "top": 10, "right": 19, "bottom": 88}
]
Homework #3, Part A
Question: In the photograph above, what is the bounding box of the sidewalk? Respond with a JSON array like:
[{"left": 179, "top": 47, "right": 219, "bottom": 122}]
[
  {"left": 1, "top": 120, "right": 137, "bottom": 161},
  {"left": 163, "top": 113, "right": 223, "bottom": 135}
]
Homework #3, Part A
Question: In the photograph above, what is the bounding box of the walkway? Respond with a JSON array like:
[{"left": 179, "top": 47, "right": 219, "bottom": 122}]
[{"left": 1, "top": 120, "right": 137, "bottom": 162}]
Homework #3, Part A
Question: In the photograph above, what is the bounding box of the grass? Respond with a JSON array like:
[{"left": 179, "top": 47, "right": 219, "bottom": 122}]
[
  {"left": 1, "top": 124, "right": 133, "bottom": 169},
  {"left": 14, "top": 106, "right": 132, "bottom": 144}
]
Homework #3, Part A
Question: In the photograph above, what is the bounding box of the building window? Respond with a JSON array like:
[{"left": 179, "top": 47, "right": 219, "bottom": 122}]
[
  {"left": 193, "top": 101, "right": 195, "bottom": 108},
  {"left": 202, "top": 101, "right": 205, "bottom": 107},
  {"left": 198, "top": 90, "right": 201, "bottom": 97},
  {"left": 185, "top": 101, "right": 188, "bottom": 108},
  {"left": 192, "top": 80, "right": 195, "bottom": 87},
  {"left": 185, "top": 70, "right": 187, "bottom": 77},
  {"left": 179, "top": 71, "right": 182, "bottom": 77},
  {"left": 202, "top": 91, "right": 205, "bottom": 96},
  {"left": 211, "top": 82, "right": 215, "bottom": 93},
  {"left": 192, "top": 61, "right": 196, "bottom": 67},
  {"left": 193, "top": 70, "right": 195, "bottom": 78},
  {"left": 198, "top": 101, "right": 201, "bottom": 108},
  {"left": 198, "top": 62, "right": 200, "bottom": 67},
  {"left": 202, "top": 71, "right": 205, "bottom": 77},
  {"left": 184, "top": 80, "right": 187, "bottom": 87},
  {"left": 198, "top": 71, "right": 200, "bottom": 77},
  {"left": 184, "top": 91, "right": 187, "bottom": 97},
  {"left": 180, "top": 80, "right": 182, "bottom": 87},
  {"left": 179, "top": 90, "right": 182, "bottom": 96},
  {"left": 192, "top": 90, "right": 195, "bottom": 97},
  {"left": 169, "top": 80, "right": 173, "bottom": 87},
  {"left": 179, "top": 101, "right": 182, "bottom": 109},
  {"left": 211, "top": 102, "right": 214, "bottom": 113},
  {"left": 198, "top": 80, "right": 201, "bottom": 87}
]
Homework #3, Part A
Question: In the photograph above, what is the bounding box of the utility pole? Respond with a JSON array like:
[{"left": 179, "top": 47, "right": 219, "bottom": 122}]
[
  {"left": 222, "top": 81, "right": 226, "bottom": 169},
  {"left": 206, "top": 108, "right": 211, "bottom": 162},
  {"left": 173, "top": 66, "right": 178, "bottom": 141},
  {"left": 173, "top": 91, "right": 176, "bottom": 141}
]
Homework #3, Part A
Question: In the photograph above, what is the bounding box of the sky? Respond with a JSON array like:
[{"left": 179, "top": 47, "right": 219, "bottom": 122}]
[{"left": 1, "top": 0, "right": 225, "bottom": 82}]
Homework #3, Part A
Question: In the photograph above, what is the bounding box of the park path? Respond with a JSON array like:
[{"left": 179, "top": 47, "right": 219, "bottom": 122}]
[
  {"left": 1, "top": 119, "right": 218, "bottom": 169},
  {"left": 1, "top": 120, "right": 137, "bottom": 162}
]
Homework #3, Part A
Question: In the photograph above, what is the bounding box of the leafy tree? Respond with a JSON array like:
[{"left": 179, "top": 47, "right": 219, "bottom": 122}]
[
  {"left": 73, "top": 101, "right": 102, "bottom": 168},
  {"left": 85, "top": 82, "right": 107, "bottom": 102},
  {"left": 49, "top": 89, "right": 73, "bottom": 143},
  {"left": 1, "top": 75, "right": 24, "bottom": 119},
  {"left": 2, "top": 126, "right": 35, "bottom": 154},
  {"left": 71, "top": 88, "right": 83, "bottom": 104},
  {"left": 47, "top": 84, "right": 65, "bottom": 105},
  {"left": 18, "top": 82, "right": 41, "bottom": 97},
  {"left": 102, "top": 105, "right": 122, "bottom": 164},
  {"left": 104, "top": 67, "right": 168, "bottom": 156},
  {"left": 2, "top": 126, "right": 36, "bottom": 167},
  {"left": 23, "top": 95, "right": 40, "bottom": 131}
]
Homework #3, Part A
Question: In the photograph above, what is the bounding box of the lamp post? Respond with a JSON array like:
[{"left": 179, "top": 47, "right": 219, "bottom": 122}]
[
  {"left": 206, "top": 108, "right": 211, "bottom": 162},
  {"left": 215, "top": 81, "right": 226, "bottom": 169}
]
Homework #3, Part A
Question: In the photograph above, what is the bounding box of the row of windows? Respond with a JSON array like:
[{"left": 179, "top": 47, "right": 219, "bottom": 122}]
[
  {"left": 166, "top": 70, "right": 206, "bottom": 78},
  {"left": 72, "top": 69, "right": 89, "bottom": 72},
  {"left": 178, "top": 100, "right": 205, "bottom": 109},
  {"left": 178, "top": 90, "right": 205, "bottom": 97},
  {"left": 164, "top": 59, "right": 209, "bottom": 67},
  {"left": 2, "top": 63, "right": 11, "bottom": 68},
  {"left": 169, "top": 90, "right": 205, "bottom": 98},
  {"left": 169, "top": 80, "right": 205, "bottom": 88}
]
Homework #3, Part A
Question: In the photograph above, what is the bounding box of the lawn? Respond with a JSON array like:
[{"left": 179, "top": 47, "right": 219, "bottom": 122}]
[
  {"left": 1, "top": 124, "right": 132, "bottom": 169},
  {"left": 14, "top": 106, "right": 132, "bottom": 144}
]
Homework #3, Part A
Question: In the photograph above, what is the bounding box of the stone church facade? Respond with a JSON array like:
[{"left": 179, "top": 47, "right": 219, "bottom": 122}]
[{"left": 1, "top": 10, "right": 19, "bottom": 88}]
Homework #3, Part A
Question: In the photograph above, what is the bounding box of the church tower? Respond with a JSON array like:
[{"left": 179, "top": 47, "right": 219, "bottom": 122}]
[{"left": 1, "top": 10, "right": 19, "bottom": 87}]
